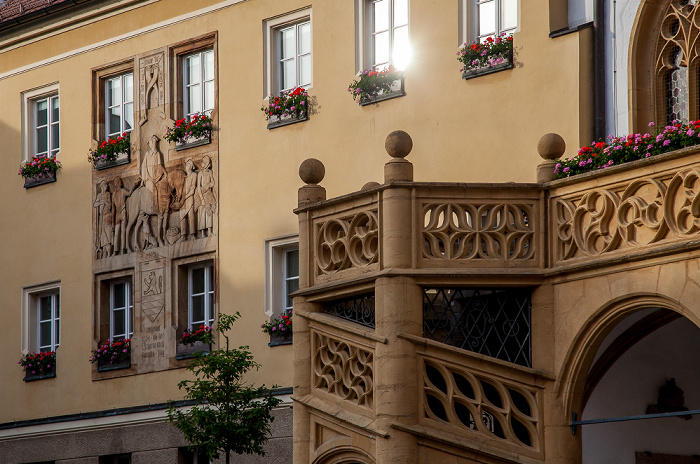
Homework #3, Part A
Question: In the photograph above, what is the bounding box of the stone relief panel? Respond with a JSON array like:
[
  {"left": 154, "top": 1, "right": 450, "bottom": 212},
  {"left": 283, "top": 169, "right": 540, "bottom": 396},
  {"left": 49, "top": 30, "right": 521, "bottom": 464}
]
[
  {"left": 314, "top": 210, "right": 379, "bottom": 276},
  {"left": 422, "top": 203, "right": 535, "bottom": 261},
  {"left": 554, "top": 167, "right": 700, "bottom": 262},
  {"left": 312, "top": 330, "right": 374, "bottom": 409},
  {"left": 422, "top": 358, "right": 540, "bottom": 451}
]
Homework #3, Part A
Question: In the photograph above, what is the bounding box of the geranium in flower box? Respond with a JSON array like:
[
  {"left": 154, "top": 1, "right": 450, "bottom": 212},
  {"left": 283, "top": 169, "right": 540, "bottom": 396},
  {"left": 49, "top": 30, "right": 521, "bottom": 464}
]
[
  {"left": 261, "top": 309, "right": 293, "bottom": 346},
  {"left": 90, "top": 339, "right": 131, "bottom": 372},
  {"left": 19, "top": 351, "right": 56, "bottom": 382},
  {"left": 176, "top": 325, "right": 213, "bottom": 360},
  {"left": 165, "top": 113, "right": 213, "bottom": 150},
  {"left": 88, "top": 133, "right": 131, "bottom": 170},
  {"left": 348, "top": 66, "right": 405, "bottom": 106},
  {"left": 19, "top": 155, "right": 61, "bottom": 188},
  {"left": 262, "top": 86, "right": 309, "bottom": 129},
  {"left": 459, "top": 34, "right": 514, "bottom": 80}
]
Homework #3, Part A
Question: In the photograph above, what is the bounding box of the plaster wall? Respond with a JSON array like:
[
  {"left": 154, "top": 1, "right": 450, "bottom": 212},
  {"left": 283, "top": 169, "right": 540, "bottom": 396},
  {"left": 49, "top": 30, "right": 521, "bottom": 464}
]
[
  {"left": 582, "top": 318, "right": 700, "bottom": 464},
  {"left": 0, "top": 0, "right": 591, "bottom": 425}
]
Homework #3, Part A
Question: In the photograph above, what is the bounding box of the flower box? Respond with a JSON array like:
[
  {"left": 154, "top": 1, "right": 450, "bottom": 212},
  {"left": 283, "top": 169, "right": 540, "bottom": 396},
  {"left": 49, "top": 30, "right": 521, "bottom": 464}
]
[
  {"left": 462, "top": 53, "right": 514, "bottom": 80},
  {"left": 262, "top": 310, "right": 293, "bottom": 346},
  {"left": 95, "top": 150, "right": 131, "bottom": 170},
  {"left": 97, "top": 357, "right": 131, "bottom": 372},
  {"left": 175, "top": 132, "right": 212, "bottom": 151},
  {"left": 23, "top": 171, "right": 57, "bottom": 189},
  {"left": 262, "top": 87, "right": 310, "bottom": 129},
  {"left": 176, "top": 340, "right": 212, "bottom": 360},
  {"left": 267, "top": 110, "right": 308, "bottom": 129},
  {"left": 19, "top": 351, "right": 56, "bottom": 382},
  {"left": 359, "top": 77, "right": 405, "bottom": 106},
  {"left": 90, "top": 339, "right": 131, "bottom": 372},
  {"left": 349, "top": 67, "right": 406, "bottom": 106},
  {"left": 268, "top": 331, "right": 292, "bottom": 347}
]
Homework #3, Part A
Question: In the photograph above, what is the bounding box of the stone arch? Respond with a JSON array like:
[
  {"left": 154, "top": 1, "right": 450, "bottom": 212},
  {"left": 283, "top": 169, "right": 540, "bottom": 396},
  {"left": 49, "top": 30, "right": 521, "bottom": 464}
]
[
  {"left": 556, "top": 292, "right": 698, "bottom": 419},
  {"left": 630, "top": 0, "right": 700, "bottom": 131},
  {"left": 312, "top": 441, "right": 375, "bottom": 464}
]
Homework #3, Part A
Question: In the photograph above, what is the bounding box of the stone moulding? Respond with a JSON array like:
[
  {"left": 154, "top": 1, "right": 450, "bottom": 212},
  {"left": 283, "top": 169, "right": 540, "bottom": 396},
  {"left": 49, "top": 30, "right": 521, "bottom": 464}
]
[
  {"left": 359, "top": 77, "right": 405, "bottom": 106},
  {"left": 462, "top": 53, "right": 514, "bottom": 80},
  {"left": 175, "top": 132, "right": 212, "bottom": 151},
  {"left": 96, "top": 357, "right": 131, "bottom": 372},
  {"left": 23, "top": 364, "right": 56, "bottom": 382},
  {"left": 23, "top": 171, "right": 57, "bottom": 189},
  {"left": 95, "top": 150, "right": 131, "bottom": 171},
  {"left": 267, "top": 111, "right": 308, "bottom": 129},
  {"left": 175, "top": 341, "right": 211, "bottom": 359}
]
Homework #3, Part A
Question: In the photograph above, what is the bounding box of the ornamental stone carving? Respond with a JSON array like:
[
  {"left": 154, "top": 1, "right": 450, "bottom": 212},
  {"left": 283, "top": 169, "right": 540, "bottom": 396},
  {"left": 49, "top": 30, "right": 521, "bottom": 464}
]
[
  {"left": 656, "top": 0, "right": 700, "bottom": 75},
  {"left": 312, "top": 331, "right": 374, "bottom": 408},
  {"left": 555, "top": 167, "right": 700, "bottom": 261},
  {"left": 315, "top": 210, "right": 379, "bottom": 275},
  {"left": 422, "top": 203, "right": 534, "bottom": 261}
]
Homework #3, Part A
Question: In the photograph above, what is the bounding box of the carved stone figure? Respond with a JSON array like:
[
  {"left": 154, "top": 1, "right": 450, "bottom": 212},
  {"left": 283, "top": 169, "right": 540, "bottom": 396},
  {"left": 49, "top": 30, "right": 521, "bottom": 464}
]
[
  {"left": 93, "top": 180, "right": 114, "bottom": 258},
  {"left": 179, "top": 159, "right": 198, "bottom": 242},
  {"left": 196, "top": 155, "right": 216, "bottom": 238},
  {"left": 112, "top": 176, "right": 137, "bottom": 256},
  {"left": 136, "top": 135, "right": 171, "bottom": 248}
]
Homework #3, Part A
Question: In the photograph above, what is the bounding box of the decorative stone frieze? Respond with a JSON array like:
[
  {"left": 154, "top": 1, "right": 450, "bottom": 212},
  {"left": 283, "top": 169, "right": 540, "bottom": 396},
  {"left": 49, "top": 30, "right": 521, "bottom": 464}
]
[{"left": 315, "top": 210, "right": 379, "bottom": 275}]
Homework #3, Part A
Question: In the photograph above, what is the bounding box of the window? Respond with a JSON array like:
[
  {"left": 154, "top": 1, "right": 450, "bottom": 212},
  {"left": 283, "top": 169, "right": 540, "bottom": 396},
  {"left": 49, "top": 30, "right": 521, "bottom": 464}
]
[
  {"left": 183, "top": 49, "right": 214, "bottom": 118},
  {"left": 22, "top": 84, "right": 60, "bottom": 161},
  {"left": 265, "top": 235, "right": 299, "bottom": 321},
  {"left": 21, "top": 281, "right": 61, "bottom": 354},
  {"left": 361, "top": 0, "right": 410, "bottom": 71},
  {"left": 475, "top": 0, "right": 517, "bottom": 42},
  {"left": 110, "top": 280, "right": 133, "bottom": 341},
  {"left": 188, "top": 264, "right": 214, "bottom": 329},
  {"left": 264, "top": 9, "right": 312, "bottom": 96},
  {"left": 105, "top": 72, "right": 133, "bottom": 139}
]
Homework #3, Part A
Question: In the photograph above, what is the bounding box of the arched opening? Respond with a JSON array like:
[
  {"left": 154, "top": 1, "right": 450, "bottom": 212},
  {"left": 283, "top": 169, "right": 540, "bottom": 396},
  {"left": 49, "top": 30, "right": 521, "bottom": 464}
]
[{"left": 577, "top": 306, "right": 700, "bottom": 463}]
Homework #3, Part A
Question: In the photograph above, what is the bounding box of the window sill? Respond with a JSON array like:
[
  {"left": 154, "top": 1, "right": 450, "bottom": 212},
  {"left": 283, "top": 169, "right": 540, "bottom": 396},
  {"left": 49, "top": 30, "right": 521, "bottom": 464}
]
[
  {"left": 23, "top": 171, "right": 57, "bottom": 189},
  {"left": 175, "top": 133, "right": 212, "bottom": 151},
  {"left": 267, "top": 111, "right": 309, "bottom": 130},
  {"left": 175, "top": 341, "right": 211, "bottom": 360},
  {"left": 359, "top": 77, "right": 405, "bottom": 106},
  {"left": 268, "top": 332, "right": 292, "bottom": 347},
  {"left": 96, "top": 358, "right": 131, "bottom": 372},
  {"left": 95, "top": 151, "right": 131, "bottom": 171},
  {"left": 462, "top": 57, "right": 514, "bottom": 80},
  {"left": 23, "top": 366, "right": 56, "bottom": 382}
]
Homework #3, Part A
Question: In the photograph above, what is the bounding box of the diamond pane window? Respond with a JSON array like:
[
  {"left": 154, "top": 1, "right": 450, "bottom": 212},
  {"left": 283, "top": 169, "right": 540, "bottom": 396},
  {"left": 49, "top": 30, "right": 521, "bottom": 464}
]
[
  {"left": 423, "top": 288, "right": 531, "bottom": 367},
  {"left": 666, "top": 48, "right": 689, "bottom": 125}
]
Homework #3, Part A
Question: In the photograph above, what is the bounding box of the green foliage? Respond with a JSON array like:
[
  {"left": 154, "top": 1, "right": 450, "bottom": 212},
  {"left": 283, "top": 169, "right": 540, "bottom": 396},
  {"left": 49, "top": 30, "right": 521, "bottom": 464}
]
[{"left": 168, "top": 312, "right": 282, "bottom": 463}]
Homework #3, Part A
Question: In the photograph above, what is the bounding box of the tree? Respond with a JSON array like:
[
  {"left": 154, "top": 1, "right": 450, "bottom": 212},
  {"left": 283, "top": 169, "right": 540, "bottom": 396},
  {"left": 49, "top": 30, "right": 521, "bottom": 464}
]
[{"left": 168, "top": 312, "right": 282, "bottom": 464}]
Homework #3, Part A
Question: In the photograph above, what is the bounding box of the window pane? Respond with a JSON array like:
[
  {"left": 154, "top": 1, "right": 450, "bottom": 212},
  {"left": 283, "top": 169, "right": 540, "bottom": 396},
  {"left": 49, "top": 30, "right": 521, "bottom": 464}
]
[
  {"left": 299, "top": 55, "right": 312, "bottom": 87},
  {"left": 298, "top": 22, "right": 311, "bottom": 55},
  {"left": 204, "top": 51, "right": 214, "bottom": 81},
  {"left": 393, "top": 25, "right": 410, "bottom": 69},
  {"left": 37, "top": 127, "right": 48, "bottom": 154},
  {"left": 192, "top": 267, "right": 205, "bottom": 294},
  {"left": 187, "top": 55, "right": 201, "bottom": 85},
  {"left": 109, "top": 107, "right": 121, "bottom": 135},
  {"left": 40, "top": 321, "right": 52, "bottom": 347},
  {"left": 124, "top": 102, "right": 133, "bottom": 132},
  {"left": 394, "top": 0, "right": 409, "bottom": 26},
  {"left": 188, "top": 85, "right": 202, "bottom": 114},
  {"left": 281, "top": 28, "right": 295, "bottom": 60},
  {"left": 479, "top": 1, "right": 496, "bottom": 36},
  {"left": 208, "top": 292, "right": 214, "bottom": 324},
  {"left": 204, "top": 81, "right": 215, "bottom": 112},
  {"left": 286, "top": 250, "right": 299, "bottom": 277},
  {"left": 113, "top": 309, "right": 125, "bottom": 336},
  {"left": 37, "top": 100, "right": 48, "bottom": 126},
  {"left": 286, "top": 279, "right": 299, "bottom": 309},
  {"left": 192, "top": 295, "right": 204, "bottom": 324},
  {"left": 114, "top": 283, "right": 125, "bottom": 308},
  {"left": 56, "top": 295, "right": 60, "bottom": 317},
  {"left": 108, "top": 78, "right": 121, "bottom": 107},
  {"left": 373, "top": 0, "right": 389, "bottom": 32},
  {"left": 51, "top": 97, "right": 59, "bottom": 122},
  {"left": 501, "top": 0, "right": 517, "bottom": 31},
  {"left": 51, "top": 124, "right": 60, "bottom": 152},
  {"left": 374, "top": 31, "right": 390, "bottom": 65},
  {"left": 40, "top": 296, "right": 52, "bottom": 320},
  {"left": 55, "top": 318, "right": 60, "bottom": 346},
  {"left": 281, "top": 59, "right": 296, "bottom": 90},
  {"left": 123, "top": 73, "right": 133, "bottom": 104}
]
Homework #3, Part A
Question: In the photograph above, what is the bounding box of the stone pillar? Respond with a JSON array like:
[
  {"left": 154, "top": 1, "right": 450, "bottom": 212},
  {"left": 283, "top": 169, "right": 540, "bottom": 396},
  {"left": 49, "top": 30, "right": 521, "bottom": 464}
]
[{"left": 537, "top": 133, "right": 565, "bottom": 183}]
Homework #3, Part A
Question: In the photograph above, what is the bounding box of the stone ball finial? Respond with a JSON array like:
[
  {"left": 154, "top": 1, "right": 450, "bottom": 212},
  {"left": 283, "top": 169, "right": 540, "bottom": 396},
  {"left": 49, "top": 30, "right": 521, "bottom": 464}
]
[
  {"left": 537, "top": 133, "right": 566, "bottom": 160},
  {"left": 361, "top": 181, "right": 380, "bottom": 191},
  {"left": 385, "top": 130, "right": 413, "bottom": 159},
  {"left": 299, "top": 158, "right": 325, "bottom": 185}
]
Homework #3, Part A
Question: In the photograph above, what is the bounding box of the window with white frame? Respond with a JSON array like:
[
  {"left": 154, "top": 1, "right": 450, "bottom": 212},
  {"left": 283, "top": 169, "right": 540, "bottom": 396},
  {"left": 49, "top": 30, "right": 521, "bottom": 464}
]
[
  {"left": 475, "top": 0, "right": 517, "bottom": 42},
  {"left": 110, "top": 280, "right": 133, "bottom": 341},
  {"left": 183, "top": 49, "right": 215, "bottom": 118},
  {"left": 189, "top": 264, "right": 214, "bottom": 329},
  {"left": 105, "top": 72, "right": 133, "bottom": 139},
  {"left": 22, "top": 84, "right": 60, "bottom": 161},
  {"left": 264, "top": 9, "right": 312, "bottom": 97},
  {"left": 21, "top": 281, "right": 61, "bottom": 354},
  {"left": 283, "top": 248, "right": 299, "bottom": 313},
  {"left": 265, "top": 236, "right": 299, "bottom": 324},
  {"left": 366, "top": 0, "right": 410, "bottom": 70}
]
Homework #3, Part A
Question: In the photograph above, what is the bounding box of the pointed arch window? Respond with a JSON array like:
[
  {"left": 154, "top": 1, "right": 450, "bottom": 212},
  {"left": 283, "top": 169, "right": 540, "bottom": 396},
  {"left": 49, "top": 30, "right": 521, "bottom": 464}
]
[{"left": 666, "top": 47, "right": 689, "bottom": 124}]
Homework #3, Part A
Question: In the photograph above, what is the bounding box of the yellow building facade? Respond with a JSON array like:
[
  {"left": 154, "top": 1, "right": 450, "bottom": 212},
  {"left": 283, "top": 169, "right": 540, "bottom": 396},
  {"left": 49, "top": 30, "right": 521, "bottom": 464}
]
[{"left": 3, "top": 0, "right": 699, "bottom": 463}]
